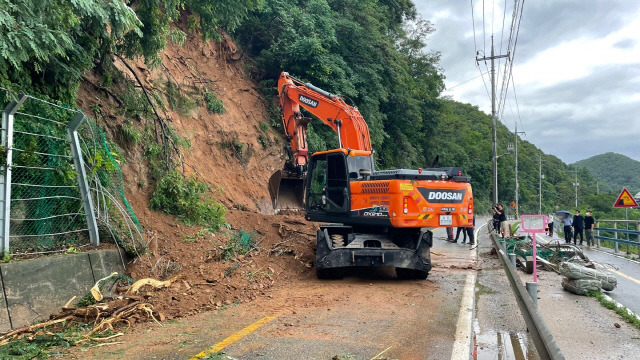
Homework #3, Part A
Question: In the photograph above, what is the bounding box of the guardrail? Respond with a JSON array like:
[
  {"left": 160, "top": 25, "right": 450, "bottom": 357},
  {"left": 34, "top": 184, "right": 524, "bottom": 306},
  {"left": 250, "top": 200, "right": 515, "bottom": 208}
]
[
  {"left": 594, "top": 220, "right": 640, "bottom": 254},
  {"left": 491, "top": 233, "right": 565, "bottom": 360}
]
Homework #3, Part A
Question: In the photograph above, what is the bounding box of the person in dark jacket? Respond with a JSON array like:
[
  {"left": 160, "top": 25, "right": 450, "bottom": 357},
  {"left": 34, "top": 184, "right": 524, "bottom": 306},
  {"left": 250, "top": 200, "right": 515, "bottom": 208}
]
[
  {"left": 492, "top": 205, "right": 500, "bottom": 233},
  {"left": 573, "top": 210, "right": 585, "bottom": 245},
  {"left": 584, "top": 210, "right": 595, "bottom": 248}
]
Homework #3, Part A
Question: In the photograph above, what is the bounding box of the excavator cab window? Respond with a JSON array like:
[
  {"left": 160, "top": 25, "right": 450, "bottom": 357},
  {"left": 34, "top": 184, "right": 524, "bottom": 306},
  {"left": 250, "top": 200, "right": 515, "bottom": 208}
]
[{"left": 306, "top": 153, "right": 350, "bottom": 214}]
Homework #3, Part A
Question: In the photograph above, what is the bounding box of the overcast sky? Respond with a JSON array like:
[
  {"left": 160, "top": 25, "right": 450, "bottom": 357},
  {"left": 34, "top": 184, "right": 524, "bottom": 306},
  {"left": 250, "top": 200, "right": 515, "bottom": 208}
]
[{"left": 414, "top": 0, "right": 640, "bottom": 164}]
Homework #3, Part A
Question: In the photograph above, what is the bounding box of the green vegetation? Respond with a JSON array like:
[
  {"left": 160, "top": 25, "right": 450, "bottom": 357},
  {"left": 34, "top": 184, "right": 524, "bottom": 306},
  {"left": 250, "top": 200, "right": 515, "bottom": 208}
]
[
  {"left": 573, "top": 152, "right": 640, "bottom": 194},
  {"left": 588, "top": 290, "right": 640, "bottom": 331},
  {"left": 204, "top": 91, "right": 225, "bottom": 114},
  {"left": 2, "top": 0, "right": 637, "bottom": 222},
  {"left": 220, "top": 228, "right": 258, "bottom": 261},
  {"left": 149, "top": 171, "right": 226, "bottom": 231}
]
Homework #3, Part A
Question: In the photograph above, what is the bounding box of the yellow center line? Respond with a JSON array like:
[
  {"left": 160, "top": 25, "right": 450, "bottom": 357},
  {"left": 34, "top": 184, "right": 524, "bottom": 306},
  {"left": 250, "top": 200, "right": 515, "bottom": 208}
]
[
  {"left": 189, "top": 315, "right": 277, "bottom": 360},
  {"left": 605, "top": 267, "right": 640, "bottom": 286}
]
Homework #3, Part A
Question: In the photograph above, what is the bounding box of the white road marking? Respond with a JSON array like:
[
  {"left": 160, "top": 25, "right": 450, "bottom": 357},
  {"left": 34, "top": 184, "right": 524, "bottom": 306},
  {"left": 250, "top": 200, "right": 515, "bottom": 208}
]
[{"left": 450, "top": 272, "right": 477, "bottom": 360}]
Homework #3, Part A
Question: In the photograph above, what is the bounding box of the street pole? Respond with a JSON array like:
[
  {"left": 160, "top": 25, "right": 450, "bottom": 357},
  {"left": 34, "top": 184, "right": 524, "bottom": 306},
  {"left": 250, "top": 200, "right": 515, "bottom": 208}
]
[
  {"left": 477, "top": 36, "right": 508, "bottom": 205},
  {"left": 514, "top": 123, "right": 525, "bottom": 217},
  {"left": 539, "top": 155, "right": 542, "bottom": 214},
  {"left": 574, "top": 169, "right": 579, "bottom": 208}
]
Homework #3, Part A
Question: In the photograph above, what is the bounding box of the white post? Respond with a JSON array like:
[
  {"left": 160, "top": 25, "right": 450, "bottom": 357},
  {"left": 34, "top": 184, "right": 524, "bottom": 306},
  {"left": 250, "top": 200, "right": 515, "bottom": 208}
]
[
  {"left": 0, "top": 94, "right": 28, "bottom": 254},
  {"left": 67, "top": 112, "right": 99, "bottom": 246}
]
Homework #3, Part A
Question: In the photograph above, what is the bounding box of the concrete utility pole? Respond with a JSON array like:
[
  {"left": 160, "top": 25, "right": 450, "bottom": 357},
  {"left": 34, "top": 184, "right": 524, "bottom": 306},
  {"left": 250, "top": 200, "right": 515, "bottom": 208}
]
[
  {"left": 573, "top": 168, "right": 579, "bottom": 208},
  {"left": 514, "top": 123, "right": 525, "bottom": 217},
  {"left": 539, "top": 155, "right": 544, "bottom": 214},
  {"left": 477, "top": 36, "right": 508, "bottom": 205}
]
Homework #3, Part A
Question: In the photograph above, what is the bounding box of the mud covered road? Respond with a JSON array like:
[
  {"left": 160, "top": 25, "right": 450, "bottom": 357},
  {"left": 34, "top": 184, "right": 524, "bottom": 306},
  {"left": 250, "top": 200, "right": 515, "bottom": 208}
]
[{"left": 67, "top": 228, "right": 479, "bottom": 360}]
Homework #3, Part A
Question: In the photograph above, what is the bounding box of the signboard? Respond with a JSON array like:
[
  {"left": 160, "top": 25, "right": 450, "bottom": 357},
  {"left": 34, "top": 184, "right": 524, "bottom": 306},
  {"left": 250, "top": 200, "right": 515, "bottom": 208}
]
[
  {"left": 519, "top": 214, "right": 548, "bottom": 283},
  {"left": 510, "top": 201, "right": 516, "bottom": 208},
  {"left": 613, "top": 188, "right": 639, "bottom": 208},
  {"left": 521, "top": 215, "right": 547, "bottom": 232}
]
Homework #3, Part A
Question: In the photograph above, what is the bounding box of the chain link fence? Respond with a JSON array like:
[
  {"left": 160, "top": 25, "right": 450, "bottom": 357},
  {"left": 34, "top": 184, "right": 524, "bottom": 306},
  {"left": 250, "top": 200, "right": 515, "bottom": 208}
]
[{"left": 1, "top": 89, "right": 144, "bottom": 256}]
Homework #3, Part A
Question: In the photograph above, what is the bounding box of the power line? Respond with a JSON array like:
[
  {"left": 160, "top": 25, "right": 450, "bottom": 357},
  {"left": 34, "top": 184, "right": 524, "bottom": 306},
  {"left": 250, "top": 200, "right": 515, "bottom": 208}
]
[
  {"left": 445, "top": 71, "right": 490, "bottom": 91},
  {"left": 471, "top": 0, "right": 478, "bottom": 55},
  {"left": 482, "top": 0, "right": 486, "bottom": 54}
]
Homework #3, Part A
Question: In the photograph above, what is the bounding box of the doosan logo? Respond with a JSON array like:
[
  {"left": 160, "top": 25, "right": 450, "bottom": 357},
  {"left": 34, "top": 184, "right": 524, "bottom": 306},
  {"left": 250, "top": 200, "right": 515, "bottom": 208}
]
[
  {"left": 299, "top": 95, "right": 319, "bottom": 108},
  {"left": 428, "top": 192, "right": 462, "bottom": 201},
  {"left": 417, "top": 188, "right": 467, "bottom": 204}
]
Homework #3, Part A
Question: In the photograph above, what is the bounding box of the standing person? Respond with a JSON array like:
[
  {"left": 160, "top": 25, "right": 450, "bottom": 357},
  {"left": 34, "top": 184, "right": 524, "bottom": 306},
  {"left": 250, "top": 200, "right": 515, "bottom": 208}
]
[
  {"left": 547, "top": 213, "right": 554, "bottom": 237},
  {"left": 584, "top": 210, "right": 595, "bottom": 248},
  {"left": 497, "top": 204, "right": 507, "bottom": 238},
  {"left": 466, "top": 215, "right": 476, "bottom": 245},
  {"left": 446, "top": 226, "right": 454, "bottom": 242},
  {"left": 573, "top": 210, "right": 585, "bottom": 245},
  {"left": 492, "top": 205, "right": 500, "bottom": 233},
  {"left": 562, "top": 213, "right": 573, "bottom": 244},
  {"left": 454, "top": 226, "right": 467, "bottom": 243}
]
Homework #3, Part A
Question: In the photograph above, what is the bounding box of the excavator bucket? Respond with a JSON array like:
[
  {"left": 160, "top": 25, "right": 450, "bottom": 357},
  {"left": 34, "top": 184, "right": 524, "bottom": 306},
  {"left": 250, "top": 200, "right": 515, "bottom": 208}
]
[{"left": 269, "top": 170, "right": 306, "bottom": 212}]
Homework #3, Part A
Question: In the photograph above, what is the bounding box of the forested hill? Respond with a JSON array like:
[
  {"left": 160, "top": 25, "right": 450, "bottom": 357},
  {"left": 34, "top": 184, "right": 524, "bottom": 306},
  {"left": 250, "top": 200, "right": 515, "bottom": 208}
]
[
  {"left": 573, "top": 153, "right": 640, "bottom": 195},
  {"left": 0, "top": 0, "right": 621, "bottom": 216}
]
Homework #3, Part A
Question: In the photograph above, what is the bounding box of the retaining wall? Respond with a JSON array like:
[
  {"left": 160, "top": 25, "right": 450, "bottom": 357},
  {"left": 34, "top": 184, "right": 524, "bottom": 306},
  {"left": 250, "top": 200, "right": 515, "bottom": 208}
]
[{"left": 0, "top": 250, "right": 125, "bottom": 331}]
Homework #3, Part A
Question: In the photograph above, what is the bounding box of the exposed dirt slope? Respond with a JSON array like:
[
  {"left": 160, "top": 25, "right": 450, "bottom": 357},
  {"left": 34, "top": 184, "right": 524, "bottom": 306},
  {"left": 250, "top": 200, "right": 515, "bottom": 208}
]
[{"left": 74, "top": 31, "right": 318, "bottom": 320}]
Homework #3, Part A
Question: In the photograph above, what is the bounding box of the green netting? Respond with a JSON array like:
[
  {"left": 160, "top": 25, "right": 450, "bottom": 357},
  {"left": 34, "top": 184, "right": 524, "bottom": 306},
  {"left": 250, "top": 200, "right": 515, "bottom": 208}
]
[
  {"left": 1, "top": 91, "right": 144, "bottom": 255},
  {"left": 504, "top": 238, "right": 569, "bottom": 262}
]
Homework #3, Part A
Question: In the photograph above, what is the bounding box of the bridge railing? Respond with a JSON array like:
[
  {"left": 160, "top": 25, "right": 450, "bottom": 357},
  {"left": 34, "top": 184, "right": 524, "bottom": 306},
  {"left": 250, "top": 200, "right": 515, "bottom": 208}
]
[{"left": 594, "top": 220, "right": 640, "bottom": 254}]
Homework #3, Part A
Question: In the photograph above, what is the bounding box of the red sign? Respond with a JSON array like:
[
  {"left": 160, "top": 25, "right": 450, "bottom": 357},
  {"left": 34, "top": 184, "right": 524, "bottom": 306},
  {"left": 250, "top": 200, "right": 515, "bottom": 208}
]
[{"left": 614, "top": 188, "right": 639, "bottom": 208}]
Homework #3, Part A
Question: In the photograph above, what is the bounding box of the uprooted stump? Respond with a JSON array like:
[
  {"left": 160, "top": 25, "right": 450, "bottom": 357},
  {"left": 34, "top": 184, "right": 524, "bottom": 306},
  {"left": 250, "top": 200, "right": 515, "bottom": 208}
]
[{"left": 0, "top": 273, "right": 178, "bottom": 348}]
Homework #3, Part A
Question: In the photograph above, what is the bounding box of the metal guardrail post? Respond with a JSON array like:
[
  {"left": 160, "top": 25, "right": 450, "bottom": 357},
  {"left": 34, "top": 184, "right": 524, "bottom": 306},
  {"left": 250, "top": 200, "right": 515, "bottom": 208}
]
[
  {"left": 614, "top": 222, "right": 618, "bottom": 253},
  {"left": 67, "top": 112, "right": 99, "bottom": 246},
  {"left": 596, "top": 221, "right": 600, "bottom": 248},
  {"left": 526, "top": 281, "right": 538, "bottom": 308},
  {"left": 508, "top": 253, "right": 517, "bottom": 268},
  {"left": 0, "top": 94, "right": 28, "bottom": 254},
  {"left": 491, "top": 234, "right": 565, "bottom": 360}
]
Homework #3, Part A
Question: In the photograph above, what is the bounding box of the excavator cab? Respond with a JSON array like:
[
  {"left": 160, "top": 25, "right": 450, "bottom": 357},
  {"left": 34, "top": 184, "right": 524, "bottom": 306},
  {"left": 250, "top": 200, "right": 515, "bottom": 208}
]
[{"left": 305, "top": 149, "right": 374, "bottom": 217}]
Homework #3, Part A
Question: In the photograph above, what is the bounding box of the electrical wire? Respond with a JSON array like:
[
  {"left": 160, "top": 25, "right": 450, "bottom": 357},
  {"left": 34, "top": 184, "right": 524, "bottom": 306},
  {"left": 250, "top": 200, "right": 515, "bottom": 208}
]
[{"left": 445, "top": 71, "right": 489, "bottom": 91}]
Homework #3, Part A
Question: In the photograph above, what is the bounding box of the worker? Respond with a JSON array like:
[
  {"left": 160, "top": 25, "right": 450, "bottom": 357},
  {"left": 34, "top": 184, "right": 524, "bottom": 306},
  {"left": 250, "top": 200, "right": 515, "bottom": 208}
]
[
  {"left": 562, "top": 213, "right": 573, "bottom": 244},
  {"left": 466, "top": 215, "right": 475, "bottom": 245}
]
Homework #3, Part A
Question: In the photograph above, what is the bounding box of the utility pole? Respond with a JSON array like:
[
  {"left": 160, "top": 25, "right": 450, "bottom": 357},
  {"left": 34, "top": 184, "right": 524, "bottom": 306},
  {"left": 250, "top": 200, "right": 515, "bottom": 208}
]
[
  {"left": 514, "top": 123, "right": 525, "bottom": 217},
  {"left": 539, "top": 155, "right": 544, "bottom": 214},
  {"left": 477, "top": 36, "right": 508, "bottom": 205},
  {"left": 573, "top": 168, "right": 579, "bottom": 208}
]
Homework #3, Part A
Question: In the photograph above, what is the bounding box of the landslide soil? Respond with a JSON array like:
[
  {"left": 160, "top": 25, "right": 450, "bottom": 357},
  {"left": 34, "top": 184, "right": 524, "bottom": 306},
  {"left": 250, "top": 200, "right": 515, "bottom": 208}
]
[{"left": 74, "top": 29, "right": 320, "bottom": 322}]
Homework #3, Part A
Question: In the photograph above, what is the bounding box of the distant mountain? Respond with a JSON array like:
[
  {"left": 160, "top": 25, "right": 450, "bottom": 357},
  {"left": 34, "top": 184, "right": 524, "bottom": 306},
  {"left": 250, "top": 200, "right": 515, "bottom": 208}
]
[{"left": 572, "top": 153, "right": 640, "bottom": 195}]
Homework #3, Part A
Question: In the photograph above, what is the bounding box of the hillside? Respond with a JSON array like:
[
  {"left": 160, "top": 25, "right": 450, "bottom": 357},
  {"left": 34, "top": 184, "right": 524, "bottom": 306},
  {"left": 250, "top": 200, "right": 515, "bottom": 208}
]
[{"left": 572, "top": 152, "right": 640, "bottom": 194}]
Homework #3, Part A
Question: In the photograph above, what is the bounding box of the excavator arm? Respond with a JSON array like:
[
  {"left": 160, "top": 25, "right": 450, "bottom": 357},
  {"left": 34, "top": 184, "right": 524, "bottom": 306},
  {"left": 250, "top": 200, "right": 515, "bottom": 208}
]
[{"left": 269, "top": 72, "right": 373, "bottom": 211}]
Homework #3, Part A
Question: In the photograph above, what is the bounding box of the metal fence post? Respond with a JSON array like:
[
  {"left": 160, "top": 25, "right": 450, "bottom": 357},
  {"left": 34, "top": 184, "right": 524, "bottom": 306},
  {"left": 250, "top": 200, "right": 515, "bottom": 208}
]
[
  {"left": 596, "top": 221, "right": 601, "bottom": 248},
  {"left": 0, "top": 94, "right": 28, "bottom": 254},
  {"left": 614, "top": 222, "right": 618, "bottom": 253},
  {"left": 67, "top": 112, "right": 99, "bottom": 246}
]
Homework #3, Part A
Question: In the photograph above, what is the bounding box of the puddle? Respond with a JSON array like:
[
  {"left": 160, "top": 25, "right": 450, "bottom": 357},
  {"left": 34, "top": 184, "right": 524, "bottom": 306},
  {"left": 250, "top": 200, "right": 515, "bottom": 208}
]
[{"left": 472, "top": 319, "right": 540, "bottom": 360}]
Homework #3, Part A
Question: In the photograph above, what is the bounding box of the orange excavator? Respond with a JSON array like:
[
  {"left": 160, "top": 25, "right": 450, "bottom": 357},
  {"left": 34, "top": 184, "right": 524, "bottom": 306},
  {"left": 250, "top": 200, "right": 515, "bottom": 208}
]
[{"left": 269, "top": 72, "right": 474, "bottom": 279}]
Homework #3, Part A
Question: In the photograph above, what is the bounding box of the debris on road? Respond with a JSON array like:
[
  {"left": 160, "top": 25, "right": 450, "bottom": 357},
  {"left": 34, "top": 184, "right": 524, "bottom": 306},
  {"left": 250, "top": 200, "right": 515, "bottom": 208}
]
[{"left": 560, "top": 262, "right": 617, "bottom": 295}]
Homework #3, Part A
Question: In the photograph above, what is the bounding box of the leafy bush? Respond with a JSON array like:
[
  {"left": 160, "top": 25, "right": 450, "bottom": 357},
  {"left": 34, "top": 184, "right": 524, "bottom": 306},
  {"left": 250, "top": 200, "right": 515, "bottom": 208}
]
[
  {"left": 149, "top": 171, "right": 226, "bottom": 230},
  {"left": 220, "top": 228, "right": 258, "bottom": 261},
  {"left": 204, "top": 92, "right": 224, "bottom": 114}
]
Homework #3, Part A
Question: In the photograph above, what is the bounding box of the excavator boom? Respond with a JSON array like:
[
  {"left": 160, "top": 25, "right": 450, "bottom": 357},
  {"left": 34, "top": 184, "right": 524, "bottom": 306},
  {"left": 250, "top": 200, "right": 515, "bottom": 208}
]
[{"left": 269, "top": 72, "right": 372, "bottom": 211}]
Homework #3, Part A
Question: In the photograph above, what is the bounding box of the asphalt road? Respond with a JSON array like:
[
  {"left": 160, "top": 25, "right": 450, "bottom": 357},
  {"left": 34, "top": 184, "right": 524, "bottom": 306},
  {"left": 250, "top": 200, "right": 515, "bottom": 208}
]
[{"left": 583, "top": 247, "right": 640, "bottom": 315}]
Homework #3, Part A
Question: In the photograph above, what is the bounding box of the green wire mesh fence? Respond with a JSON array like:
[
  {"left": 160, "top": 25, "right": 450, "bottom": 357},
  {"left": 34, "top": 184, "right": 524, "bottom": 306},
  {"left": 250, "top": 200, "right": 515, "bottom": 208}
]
[{"left": 1, "top": 90, "right": 144, "bottom": 256}]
